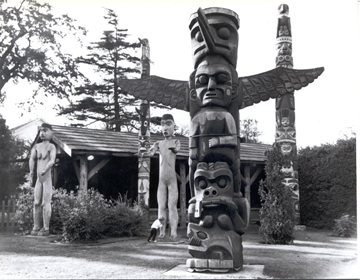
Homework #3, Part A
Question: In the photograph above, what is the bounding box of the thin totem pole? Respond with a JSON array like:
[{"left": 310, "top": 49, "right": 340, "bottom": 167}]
[
  {"left": 118, "top": 6, "right": 323, "bottom": 273},
  {"left": 274, "top": 5, "right": 300, "bottom": 224},
  {"left": 136, "top": 38, "right": 151, "bottom": 208}
]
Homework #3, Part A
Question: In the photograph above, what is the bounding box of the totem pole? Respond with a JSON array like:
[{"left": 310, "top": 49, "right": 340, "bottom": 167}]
[
  {"left": 136, "top": 39, "right": 151, "bottom": 208},
  {"left": 118, "top": 6, "right": 324, "bottom": 273},
  {"left": 186, "top": 8, "right": 249, "bottom": 272},
  {"left": 274, "top": 5, "right": 300, "bottom": 224}
]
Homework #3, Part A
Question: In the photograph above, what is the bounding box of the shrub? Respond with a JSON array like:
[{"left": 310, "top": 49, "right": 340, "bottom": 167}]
[
  {"left": 12, "top": 186, "right": 148, "bottom": 241},
  {"left": 298, "top": 138, "right": 356, "bottom": 229},
  {"left": 11, "top": 183, "right": 34, "bottom": 234},
  {"left": 259, "top": 143, "right": 295, "bottom": 244},
  {"left": 332, "top": 214, "right": 357, "bottom": 237}
]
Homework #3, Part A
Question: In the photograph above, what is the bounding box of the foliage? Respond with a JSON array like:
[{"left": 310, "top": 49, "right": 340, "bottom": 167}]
[
  {"left": 298, "top": 137, "right": 356, "bottom": 229},
  {"left": 11, "top": 183, "right": 33, "bottom": 234},
  {"left": 258, "top": 143, "right": 295, "bottom": 244},
  {"left": 58, "top": 8, "right": 142, "bottom": 132},
  {"left": 12, "top": 186, "right": 148, "bottom": 242},
  {"left": 240, "top": 118, "right": 262, "bottom": 143},
  {"left": 0, "top": 115, "right": 28, "bottom": 201},
  {"left": 0, "top": 0, "right": 87, "bottom": 105},
  {"left": 332, "top": 214, "right": 357, "bottom": 238}
]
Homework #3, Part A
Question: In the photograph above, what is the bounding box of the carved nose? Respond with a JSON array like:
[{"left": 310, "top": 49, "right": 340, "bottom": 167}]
[
  {"left": 207, "top": 77, "right": 217, "bottom": 90},
  {"left": 203, "top": 187, "right": 218, "bottom": 198}
]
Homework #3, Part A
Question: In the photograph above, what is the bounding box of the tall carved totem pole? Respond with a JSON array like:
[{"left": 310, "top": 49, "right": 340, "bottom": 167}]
[
  {"left": 275, "top": 5, "right": 300, "bottom": 224},
  {"left": 136, "top": 39, "right": 151, "bottom": 208},
  {"left": 118, "top": 6, "right": 323, "bottom": 273}
]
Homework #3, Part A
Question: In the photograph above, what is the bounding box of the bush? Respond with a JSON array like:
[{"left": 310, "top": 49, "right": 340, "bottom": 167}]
[
  {"left": 12, "top": 186, "right": 149, "bottom": 242},
  {"left": 298, "top": 138, "right": 356, "bottom": 229},
  {"left": 332, "top": 214, "right": 357, "bottom": 237},
  {"left": 11, "top": 183, "right": 34, "bottom": 234},
  {"left": 259, "top": 143, "right": 295, "bottom": 244}
]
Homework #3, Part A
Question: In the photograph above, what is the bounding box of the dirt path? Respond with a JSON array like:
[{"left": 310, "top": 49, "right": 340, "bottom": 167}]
[{"left": 0, "top": 226, "right": 358, "bottom": 279}]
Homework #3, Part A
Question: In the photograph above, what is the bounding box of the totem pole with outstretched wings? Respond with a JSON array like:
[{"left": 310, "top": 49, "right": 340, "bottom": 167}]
[{"left": 118, "top": 7, "right": 324, "bottom": 273}]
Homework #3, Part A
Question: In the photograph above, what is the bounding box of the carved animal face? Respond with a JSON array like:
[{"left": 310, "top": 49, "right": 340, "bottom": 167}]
[
  {"left": 189, "top": 7, "right": 239, "bottom": 68},
  {"left": 194, "top": 162, "right": 233, "bottom": 206}
]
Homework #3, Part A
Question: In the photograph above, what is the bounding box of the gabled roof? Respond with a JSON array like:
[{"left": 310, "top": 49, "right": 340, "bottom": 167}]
[
  {"left": 11, "top": 118, "right": 48, "bottom": 132},
  {"left": 11, "top": 118, "right": 48, "bottom": 141},
  {"left": 34, "top": 125, "right": 271, "bottom": 163}
]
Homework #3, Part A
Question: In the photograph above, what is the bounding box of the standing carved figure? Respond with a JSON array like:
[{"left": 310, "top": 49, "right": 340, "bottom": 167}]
[
  {"left": 149, "top": 114, "right": 180, "bottom": 240},
  {"left": 118, "top": 5, "right": 324, "bottom": 273},
  {"left": 29, "top": 123, "right": 56, "bottom": 236}
]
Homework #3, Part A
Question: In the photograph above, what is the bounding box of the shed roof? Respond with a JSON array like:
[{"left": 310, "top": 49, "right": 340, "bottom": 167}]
[{"left": 37, "top": 125, "right": 271, "bottom": 163}]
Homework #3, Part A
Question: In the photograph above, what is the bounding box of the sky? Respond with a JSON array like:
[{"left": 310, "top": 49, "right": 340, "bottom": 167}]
[{"left": 1, "top": 0, "right": 359, "bottom": 148}]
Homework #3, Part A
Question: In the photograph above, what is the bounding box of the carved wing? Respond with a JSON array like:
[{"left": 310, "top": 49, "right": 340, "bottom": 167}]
[
  {"left": 118, "top": 75, "right": 189, "bottom": 111},
  {"left": 239, "top": 67, "right": 324, "bottom": 109}
]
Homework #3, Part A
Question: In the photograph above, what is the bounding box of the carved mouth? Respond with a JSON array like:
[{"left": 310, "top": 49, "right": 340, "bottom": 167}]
[{"left": 204, "top": 92, "right": 220, "bottom": 100}]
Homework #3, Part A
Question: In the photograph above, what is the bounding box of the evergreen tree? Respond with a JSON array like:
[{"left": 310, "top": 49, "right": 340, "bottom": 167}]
[
  {"left": 0, "top": 0, "right": 86, "bottom": 105},
  {"left": 0, "top": 115, "right": 28, "bottom": 201},
  {"left": 258, "top": 143, "right": 295, "bottom": 244},
  {"left": 58, "top": 9, "right": 142, "bottom": 132}
]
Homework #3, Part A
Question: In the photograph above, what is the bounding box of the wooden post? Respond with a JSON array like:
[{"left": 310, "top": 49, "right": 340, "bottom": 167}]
[
  {"left": 1, "top": 200, "right": 5, "bottom": 231},
  {"left": 53, "top": 164, "right": 59, "bottom": 189},
  {"left": 244, "top": 166, "right": 251, "bottom": 208},
  {"left": 137, "top": 39, "right": 151, "bottom": 208},
  {"left": 79, "top": 156, "right": 88, "bottom": 191},
  {"left": 179, "top": 162, "right": 187, "bottom": 228}
]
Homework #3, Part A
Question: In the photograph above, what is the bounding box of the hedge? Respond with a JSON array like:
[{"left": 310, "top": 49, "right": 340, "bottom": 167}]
[{"left": 298, "top": 138, "right": 356, "bottom": 229}]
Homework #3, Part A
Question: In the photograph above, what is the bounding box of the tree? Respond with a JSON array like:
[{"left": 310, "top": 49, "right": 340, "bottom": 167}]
[
  {"left": 58, "top": 9, "right": 143, "bottom": 132},
  {"left": 240, "top": 118, "right": 262, "bottom": 143},
  {"left": 0, "top": 0, "right": 87, "bottom": 106},
  {"left": 258, "top": 143, "right": 295, "bottom": 244},
  {"left": 0, "top": 115, "right": 28, "bottom": 201}
]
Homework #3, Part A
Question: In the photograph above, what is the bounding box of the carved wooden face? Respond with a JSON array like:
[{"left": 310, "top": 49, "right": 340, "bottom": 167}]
[
  {"left": 276, "top": 42, "right": 292, "bottom": 55},
  {"left": 280, "top": 142, "right": 293, "bottom": 156},
  {"left": 194, "top": 162, "right": 233, "bottom": 204},
  {"left": 281, "top": 117, "right": 290, "bottom": 127},
  {"left": 39, "top": 127, "right": 53, "bottom": 141},
  {"left": 194, "top": 62, "right": 233, "bottom": 108},
  {"left": 161, "top": 119, "right": 175, "bottom": 137}
]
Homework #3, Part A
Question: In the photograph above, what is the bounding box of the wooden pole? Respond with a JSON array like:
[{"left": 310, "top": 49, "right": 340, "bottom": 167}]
[
  {"left": 275, "top": 4, "right": 301, "bottom": 225},
  {"left": 179, "top": 162, "right": 187, "bottom": 228},
  {"left": 79, "top": 156, "right": 88, "bottom": 191},
  {"left": 137, "top": 39, "right": 151, "bottom": 208}
]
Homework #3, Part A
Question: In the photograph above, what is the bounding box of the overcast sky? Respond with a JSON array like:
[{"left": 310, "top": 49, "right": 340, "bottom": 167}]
[{"left": 2, "top": 0, "right": 359, "bottom": 148}]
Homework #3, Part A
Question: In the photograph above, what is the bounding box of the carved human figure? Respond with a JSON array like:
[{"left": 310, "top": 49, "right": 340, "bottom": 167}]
[
  {"left": 29, "top": 123, "right": 56, "bottom": 236},
  {"left": 149, "top": 114, "right": 180, "bottom": 240}
]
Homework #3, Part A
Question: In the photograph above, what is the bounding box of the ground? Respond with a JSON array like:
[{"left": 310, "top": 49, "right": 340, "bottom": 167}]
[{"left": 0, "top": 225, "right": 358, "bottom": 279}]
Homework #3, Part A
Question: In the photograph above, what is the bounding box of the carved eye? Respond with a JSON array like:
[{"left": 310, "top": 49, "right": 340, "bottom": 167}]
[
  {"left": 216, "top": 73, "right": 229, "bottom": 84},
  {"left": 197, "top": 75, "right": 208, "bottom": 85},
  {"left": 195, "top": 31, "right": 203, "bottom": 42},
  {"left": 217, "top": 27, "right": 230, "bottom": 40},
  {"left": 217, "top": 176, "right": 228, "bottom": 188},
  {"left": 197, "top": 178, "right": 208, "bottom": 189},
  {"left": 143, "top": 121, "right": 148, "bottom": 126}
]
